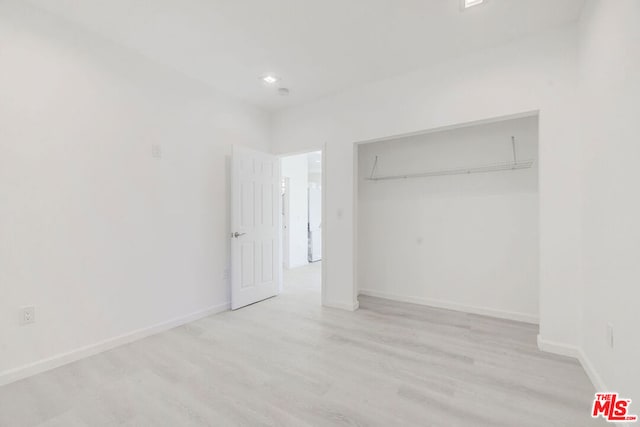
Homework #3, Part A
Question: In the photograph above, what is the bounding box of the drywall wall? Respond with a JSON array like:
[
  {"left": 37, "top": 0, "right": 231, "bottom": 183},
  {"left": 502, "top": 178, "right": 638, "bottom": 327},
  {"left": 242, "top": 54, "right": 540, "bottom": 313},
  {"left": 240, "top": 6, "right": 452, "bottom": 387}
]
[
  {"left": 0, "top": 1, "right": 270, "bottom": 382},
  {"left": 281, "top": 154, "right": 309, "bottom": 268},
  {"left": 578, "top": 0, "right": 640, "bottom": 399},
  {"left": 273, "top": 26, "right": 583, "bottom": 339},
  {"left": 358, "top": 117, "right": 539, "bottom": 322}
]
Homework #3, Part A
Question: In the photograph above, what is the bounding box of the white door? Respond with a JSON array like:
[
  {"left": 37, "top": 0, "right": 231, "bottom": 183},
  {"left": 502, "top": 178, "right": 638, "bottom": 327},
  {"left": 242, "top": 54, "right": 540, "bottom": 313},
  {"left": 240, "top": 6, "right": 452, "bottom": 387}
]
[{"left": 231, "top": 145, "right": 280, "bottom": 310}]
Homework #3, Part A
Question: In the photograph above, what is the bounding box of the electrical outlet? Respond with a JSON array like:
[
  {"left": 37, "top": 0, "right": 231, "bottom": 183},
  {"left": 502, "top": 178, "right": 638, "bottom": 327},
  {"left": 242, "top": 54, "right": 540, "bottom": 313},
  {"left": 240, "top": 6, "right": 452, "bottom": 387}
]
[
  {"left": 223, "top": 267, "right": 230, "bottom": 282},
  {"left": 20, "top": 306, "right": 35, "bottom": 325},
  {"left": 151, "top": 143, "right": 162, "bottom": 159},
  {"left": 607, "top": 323, "right": 614, "bottom": 349}
]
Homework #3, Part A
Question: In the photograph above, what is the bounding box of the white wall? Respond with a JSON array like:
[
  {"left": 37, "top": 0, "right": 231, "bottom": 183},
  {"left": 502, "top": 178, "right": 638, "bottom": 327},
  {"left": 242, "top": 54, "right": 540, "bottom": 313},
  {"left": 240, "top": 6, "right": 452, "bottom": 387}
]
[
  {"left": 358, "top": 117, "right": 539, "bottom": 322},
  {"left": 281, "top": 154, "right": 309, "bottom": 268},
  {"left": 578, "top": 0, "right": 640, "bottom": 399},
  {"left": 273, "top": 27, "right": 582, "bottom": 334},
  {"left": 0, "top": 1, "right": 270, "bottom": 382}
]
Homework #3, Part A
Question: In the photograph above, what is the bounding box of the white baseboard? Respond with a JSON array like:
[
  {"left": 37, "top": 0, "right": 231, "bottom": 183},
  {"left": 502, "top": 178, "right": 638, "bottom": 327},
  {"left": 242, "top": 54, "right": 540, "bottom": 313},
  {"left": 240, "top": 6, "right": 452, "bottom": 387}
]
[
  {"left": 359, "top": 289, "right": 539, "bottom": 324},
  {"left": 0, "top": 302, "right": 230, "bottom": 387},
  {"left": 536, "top": 335, "right": 581, "bottom": 358},
  {"left": 537, "top": 335, "right": 609, "bottom": 394},
  {"left": 323, "top": 299, "right": 359, "bottom": 311},
  {"left": 577, "top": 349, "right": 607, "bottom": 392}
]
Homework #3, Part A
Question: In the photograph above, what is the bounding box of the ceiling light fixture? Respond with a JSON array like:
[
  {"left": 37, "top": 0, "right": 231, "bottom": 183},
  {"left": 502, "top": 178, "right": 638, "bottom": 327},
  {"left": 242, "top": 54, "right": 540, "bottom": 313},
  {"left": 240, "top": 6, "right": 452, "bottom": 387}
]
[
  {"left": 462, "top": 0, "right": 484, "bottom": 9},
  {"left": 261, "top": 74, "right": 280, "bottom": 85}
]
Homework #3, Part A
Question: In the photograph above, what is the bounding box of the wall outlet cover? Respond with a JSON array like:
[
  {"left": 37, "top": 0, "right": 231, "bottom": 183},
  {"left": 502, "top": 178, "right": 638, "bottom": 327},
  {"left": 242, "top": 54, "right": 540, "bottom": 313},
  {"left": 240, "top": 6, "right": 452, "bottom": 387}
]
[
  {"left": 152, "top": 144, "right": 162, "bottom": 159},
  {"left": 607, "top": 323, "right": 614, "bottom": 349},
  {"left": 20, "top": 306, "right": 35, "bottom": 325}
]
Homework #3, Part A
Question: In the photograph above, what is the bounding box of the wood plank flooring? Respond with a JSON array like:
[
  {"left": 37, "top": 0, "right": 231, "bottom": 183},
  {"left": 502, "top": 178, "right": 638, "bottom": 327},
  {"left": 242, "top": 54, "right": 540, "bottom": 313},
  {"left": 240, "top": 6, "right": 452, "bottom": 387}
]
[{"left": 0, "top": 262, "right": 603, "bottom": 426}]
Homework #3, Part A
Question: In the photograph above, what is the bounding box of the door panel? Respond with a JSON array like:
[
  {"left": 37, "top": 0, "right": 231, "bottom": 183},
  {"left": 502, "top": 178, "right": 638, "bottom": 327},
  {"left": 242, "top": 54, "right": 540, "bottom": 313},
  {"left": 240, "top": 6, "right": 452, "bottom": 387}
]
[{"left": 231, "top": 145, "right": 280, "bottom": 309}]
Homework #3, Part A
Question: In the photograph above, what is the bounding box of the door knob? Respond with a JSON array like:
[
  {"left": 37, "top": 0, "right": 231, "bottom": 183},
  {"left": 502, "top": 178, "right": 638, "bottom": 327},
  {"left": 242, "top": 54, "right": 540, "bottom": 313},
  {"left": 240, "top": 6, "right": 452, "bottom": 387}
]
[{"left": 232, "top": 232, "right": 246, "bottom": 238}]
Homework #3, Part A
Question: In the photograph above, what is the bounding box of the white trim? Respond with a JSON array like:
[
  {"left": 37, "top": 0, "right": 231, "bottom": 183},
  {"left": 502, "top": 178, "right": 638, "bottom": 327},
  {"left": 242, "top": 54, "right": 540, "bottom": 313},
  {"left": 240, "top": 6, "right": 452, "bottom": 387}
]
[
  {"left": 324, "top": 299, "right": 359, "bottom": 311},
  {"left": 0, "top": 302, "right": 230, "bottom": 387},
  {"left": 352, "top": 110, "right": 539, "bottom": 147},
  {"left": 577, "top": 349, "right": 608, "bottom": 393},
  {"left": 536, "top": 335, "right": 580, "bottom": 358},
  {"left": 537, "top": 335, "right": 609, "bottom": 393},
  {"left": 359, "top": 289, "right": 539, "bottom": 324},
  {"left": 321, "top": 144, "right": 327, "bottom": 309}
]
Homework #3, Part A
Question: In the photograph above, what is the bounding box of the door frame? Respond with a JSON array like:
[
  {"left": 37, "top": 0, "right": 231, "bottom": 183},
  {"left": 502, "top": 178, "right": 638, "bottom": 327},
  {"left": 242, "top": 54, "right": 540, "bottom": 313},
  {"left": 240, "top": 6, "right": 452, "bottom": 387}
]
[
  {"left": 277, "top": 147, "right": 325, "bottom": 304},
  {"left": 281, "top": 177, "right": 291, "bottom": 273}
]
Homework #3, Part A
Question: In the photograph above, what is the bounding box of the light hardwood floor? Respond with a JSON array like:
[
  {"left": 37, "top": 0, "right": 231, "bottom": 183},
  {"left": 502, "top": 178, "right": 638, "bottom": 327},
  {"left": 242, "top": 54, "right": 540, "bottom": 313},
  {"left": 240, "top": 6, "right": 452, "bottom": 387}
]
[{"left": 0, "top": 262, "right": 603, "bottom": 426}]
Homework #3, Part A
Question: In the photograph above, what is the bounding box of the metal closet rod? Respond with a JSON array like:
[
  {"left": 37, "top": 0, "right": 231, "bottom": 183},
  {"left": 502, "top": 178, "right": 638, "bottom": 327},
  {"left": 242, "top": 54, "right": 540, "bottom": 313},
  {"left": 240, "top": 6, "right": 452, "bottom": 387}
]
[
  {"left": 366, "top": 136, "right": 534, "bottom": 181},
  {"left": 365, "top": 159, "right": 534, "bottom": 181}
]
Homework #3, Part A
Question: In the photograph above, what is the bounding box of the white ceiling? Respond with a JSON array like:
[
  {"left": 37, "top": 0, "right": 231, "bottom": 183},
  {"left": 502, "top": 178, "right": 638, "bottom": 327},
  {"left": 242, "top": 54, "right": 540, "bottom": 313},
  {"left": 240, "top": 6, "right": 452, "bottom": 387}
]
[{"left": 29, "top": 0, "right": 585, "bottom": 111}]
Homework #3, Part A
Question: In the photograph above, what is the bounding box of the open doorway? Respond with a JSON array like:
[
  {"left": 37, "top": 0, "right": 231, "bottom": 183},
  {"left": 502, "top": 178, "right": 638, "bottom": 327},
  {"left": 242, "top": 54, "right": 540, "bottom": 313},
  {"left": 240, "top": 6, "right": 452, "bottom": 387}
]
[{"left": 280, "top": 150, "right": 323, "bottom": 299}]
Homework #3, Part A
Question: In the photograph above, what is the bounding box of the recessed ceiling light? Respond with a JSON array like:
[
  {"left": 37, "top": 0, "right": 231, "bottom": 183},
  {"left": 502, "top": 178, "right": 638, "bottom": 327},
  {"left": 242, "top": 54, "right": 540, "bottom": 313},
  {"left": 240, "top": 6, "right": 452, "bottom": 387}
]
[
  {"left": 278, "top": 87, "right": 290, "bottom": 96},
  {"left": 462, "top": 0, "right": 484, "bottom": 9},
  {"left": 261, "top": 74, "right": 280, "bottom": 85}
]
